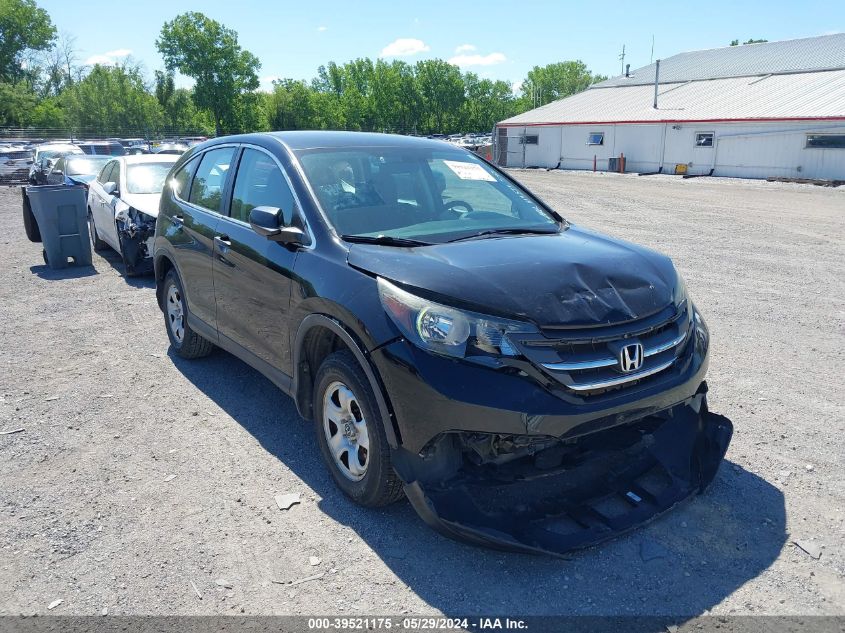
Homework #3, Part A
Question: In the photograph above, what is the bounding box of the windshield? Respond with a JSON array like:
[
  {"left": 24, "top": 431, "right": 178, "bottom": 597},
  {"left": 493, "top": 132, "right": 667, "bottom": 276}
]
[
  {"left": 296, "top": 147, "right": 559, "bottom": 243},
  {"left": 65, "top": 157, "right": 110, "bottom": 176},
  {"left": 126, "top": 162, "right": 175, "bottom": 194}
]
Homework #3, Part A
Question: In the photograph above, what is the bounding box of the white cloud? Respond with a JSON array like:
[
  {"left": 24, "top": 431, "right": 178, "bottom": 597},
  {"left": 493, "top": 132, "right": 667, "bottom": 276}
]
[
  {"left": 380, "top": 38, "right": 430, "bottom": 57},
  {"left": 448, "top": 52, "right": 507, "bottom": 67},
  {"left": 511, "top": 80, "right": 523, "bottom": 95},
  {"left": 84, "top": 49, "right": 132, "bottom": 66},
  {"left": 259, "top": 75, "right": 281, "bottom": 92},
  {"left": 317, "top": 25, "right": 328, "bottom": 32},
  {"left": 455, "top": 44, "right": 476, "bottom": 53}
]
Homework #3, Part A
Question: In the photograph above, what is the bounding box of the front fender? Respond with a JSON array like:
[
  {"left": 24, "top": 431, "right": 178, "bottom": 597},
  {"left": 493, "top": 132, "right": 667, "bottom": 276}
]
[{"left": 291, "top": 313, "right": 401, "bottom": 448}]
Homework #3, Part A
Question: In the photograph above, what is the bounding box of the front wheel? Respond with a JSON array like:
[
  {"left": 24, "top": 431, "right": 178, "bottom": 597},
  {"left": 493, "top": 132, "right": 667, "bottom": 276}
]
[
  {"left": 314, "top": 350, "right": 403, "bottom": 507},
  {"left": 88, "top": 210, "right": 107, "bottom": 251},
  {"left": 162, "top": 269, "right": 214, "bottom": 359}
]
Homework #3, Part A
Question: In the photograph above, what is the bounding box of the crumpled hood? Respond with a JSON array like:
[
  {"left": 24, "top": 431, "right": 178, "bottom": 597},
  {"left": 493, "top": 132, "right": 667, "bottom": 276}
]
[
  {"left": 348, "top": 226, "right": 679, "bottom": 327},
  {"left": 120, "top": 192, "right": 162, "bottom": 218}
]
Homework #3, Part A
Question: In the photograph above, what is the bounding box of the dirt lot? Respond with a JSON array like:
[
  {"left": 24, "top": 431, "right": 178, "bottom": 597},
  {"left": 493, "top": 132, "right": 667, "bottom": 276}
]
[{"left": 0, "top": 171, "right": 843, "bottom": 618}]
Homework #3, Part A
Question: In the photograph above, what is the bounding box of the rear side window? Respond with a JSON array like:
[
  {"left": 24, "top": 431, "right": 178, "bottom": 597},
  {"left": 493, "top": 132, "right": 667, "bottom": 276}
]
[
  {"left": 189, "top": 147, "right": 235, "bottom": 213},
  {"left": 230, "top": 148, "right": 296, "bottom": 224}
]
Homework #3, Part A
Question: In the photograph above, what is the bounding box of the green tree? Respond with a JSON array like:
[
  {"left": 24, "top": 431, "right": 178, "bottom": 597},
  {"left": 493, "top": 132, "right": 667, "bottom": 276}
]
[
  {"left": 267, "top": 79, "right": 317, "bottom": 130},
  {"left": 519, "top": 61, "right": 605, "bottom": 109},
  {"left": 461, "top": 73, "right": 517, "bottom": 132},
  {"left": 415, "top": 59, "right": 464, "bottom": 133},
  {"left": 0, "top": 79, "right": 37, "bottom": 125},
  {"left": 0, "top": 0, "right": 55, "bottom": 82},
  {"left": 156, "top": 11, "right": 260, "bottom": 136},
  {"left": 62, "top": 63, "right": 163, "bottom": 135}
]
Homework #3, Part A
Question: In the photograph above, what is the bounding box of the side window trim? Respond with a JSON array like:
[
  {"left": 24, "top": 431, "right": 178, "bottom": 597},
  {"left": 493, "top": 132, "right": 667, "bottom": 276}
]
[{"left": 220, "top": 145, "right": 243, "bottom": 219}]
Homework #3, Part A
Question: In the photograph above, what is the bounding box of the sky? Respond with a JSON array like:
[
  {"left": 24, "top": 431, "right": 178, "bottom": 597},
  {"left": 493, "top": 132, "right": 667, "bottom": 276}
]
[{"left": 39, "top": 0, "right": 845, "bottom": 93}]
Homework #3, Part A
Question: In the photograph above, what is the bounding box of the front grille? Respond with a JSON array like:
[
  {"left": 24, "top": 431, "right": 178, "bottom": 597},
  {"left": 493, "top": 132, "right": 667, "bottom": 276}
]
[{"left": 514, "top": 304, "right": 691, "bottom": 397}]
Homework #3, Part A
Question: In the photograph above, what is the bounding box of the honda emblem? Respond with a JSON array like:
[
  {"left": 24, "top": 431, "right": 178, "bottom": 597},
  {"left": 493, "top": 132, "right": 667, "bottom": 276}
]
[{"left": 619, "top": 343, "right": 644, "bottom": 373}]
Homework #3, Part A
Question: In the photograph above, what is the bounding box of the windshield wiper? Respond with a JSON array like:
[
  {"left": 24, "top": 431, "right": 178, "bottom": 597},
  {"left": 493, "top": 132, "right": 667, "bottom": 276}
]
[
  {"left": 341, "top": 234, "right": 432, "bottom": 247},
  {"left": 446, "top": 227, "right": 559, "bottom": 243}
]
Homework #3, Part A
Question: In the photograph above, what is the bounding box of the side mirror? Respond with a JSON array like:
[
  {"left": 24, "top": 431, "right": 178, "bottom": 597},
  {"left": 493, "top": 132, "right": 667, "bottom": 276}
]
[
  {"left": 103, "top": 182, "right": 119, "bottom": 196},
  {"left": 248, "top": 206, "right": 305, "bottom": 245}
]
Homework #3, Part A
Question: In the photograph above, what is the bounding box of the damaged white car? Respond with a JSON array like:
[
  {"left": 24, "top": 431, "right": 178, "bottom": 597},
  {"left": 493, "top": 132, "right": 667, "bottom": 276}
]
[{"left": 87, "top": 154, "right": 178, "bottom": 276}]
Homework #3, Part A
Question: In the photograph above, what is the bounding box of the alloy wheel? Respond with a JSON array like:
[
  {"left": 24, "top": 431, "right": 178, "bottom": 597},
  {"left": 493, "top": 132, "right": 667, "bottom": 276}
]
[
  {"left": 322, "top": 381, "right": 370, "bottom": 481},
  {"left": 166, "top": 284, "right": 185, "bottom": 343}
]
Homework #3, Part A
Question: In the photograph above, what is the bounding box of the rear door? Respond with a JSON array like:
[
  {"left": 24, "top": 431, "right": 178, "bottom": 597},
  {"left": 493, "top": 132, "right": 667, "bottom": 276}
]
[
  {"left": 170, "top": 146, "right": 237, "bottom": 330},
  {"left": 213, "top": 145, "right": 300, "bottom": 372}
]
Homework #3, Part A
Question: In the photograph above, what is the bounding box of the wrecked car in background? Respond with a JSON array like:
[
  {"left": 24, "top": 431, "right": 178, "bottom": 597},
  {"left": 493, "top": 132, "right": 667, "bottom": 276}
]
[
  {"left": 28, "top": 142, "right": 84, "bottom": 185},
  {"left": 88, "top": 154, "right": 178, "bottom": 276},
  {"left": 153, "top": 132, "right": 732, "bottom": 556},
  {"left": 45, "top": 155, "right": 111, "bottom": 189}
]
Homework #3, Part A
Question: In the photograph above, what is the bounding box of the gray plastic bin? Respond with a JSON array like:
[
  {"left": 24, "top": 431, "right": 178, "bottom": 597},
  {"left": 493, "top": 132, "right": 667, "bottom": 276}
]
[{"left": 25, "top": 185, "right": 92, "bottom": 269}]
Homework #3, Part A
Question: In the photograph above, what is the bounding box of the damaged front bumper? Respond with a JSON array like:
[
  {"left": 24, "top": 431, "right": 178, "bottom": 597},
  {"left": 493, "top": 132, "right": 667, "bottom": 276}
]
[
  {"left": 115, "top": 205, "right": 155, "bottom": 274},
  {"left": 395, "top": 392, "right": 732, "bottom": 557}
]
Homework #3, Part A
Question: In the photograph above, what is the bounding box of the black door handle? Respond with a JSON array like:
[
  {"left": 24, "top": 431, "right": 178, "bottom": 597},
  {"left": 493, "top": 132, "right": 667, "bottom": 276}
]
[
  {"left": 215, "top": 235, "right": 231, "bottom": 246},
  {"left": 172, "top": 214, "right": 184, "bottom": 225}
]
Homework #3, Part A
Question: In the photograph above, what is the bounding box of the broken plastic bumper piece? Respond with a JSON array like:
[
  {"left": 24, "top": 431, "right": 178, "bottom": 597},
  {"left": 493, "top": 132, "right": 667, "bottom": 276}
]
[{"left": 400, "top": 396, "right": 732, "bottom": 557}]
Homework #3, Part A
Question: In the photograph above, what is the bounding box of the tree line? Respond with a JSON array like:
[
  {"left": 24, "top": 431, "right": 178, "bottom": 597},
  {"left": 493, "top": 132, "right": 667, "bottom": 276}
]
[{"left": 0, "top": 1, "right": 607, "bottom": 137}]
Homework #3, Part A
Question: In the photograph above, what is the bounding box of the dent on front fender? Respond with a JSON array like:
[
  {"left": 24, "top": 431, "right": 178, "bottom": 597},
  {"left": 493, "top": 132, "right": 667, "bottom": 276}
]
[{"left": 392, "top": 394, "right": 733, "bottom": 557}]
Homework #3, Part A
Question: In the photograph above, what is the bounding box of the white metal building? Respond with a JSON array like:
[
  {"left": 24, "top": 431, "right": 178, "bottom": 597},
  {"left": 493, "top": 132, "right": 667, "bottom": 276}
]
[{"left": 495, "top": 34, "right": 845, "bottom": 180}]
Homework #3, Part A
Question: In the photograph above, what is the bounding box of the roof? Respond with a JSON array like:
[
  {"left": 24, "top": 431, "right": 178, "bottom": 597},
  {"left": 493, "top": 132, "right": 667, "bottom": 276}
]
[
  {"left": 500, "top": 69, "right": 845, "bottom": 125},
  {"left": 500, "top": 34, "right": 845, "bottom": 126},
  {"left": 598, "top": 33, "right": 845, "bottom": 87},
  {"left": 267, "top": 131, "right": 455, "bottom": 151}
]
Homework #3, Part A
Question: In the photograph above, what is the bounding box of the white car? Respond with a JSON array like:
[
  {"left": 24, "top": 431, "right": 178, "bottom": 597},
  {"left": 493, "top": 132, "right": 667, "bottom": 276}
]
[{"left": 87, "top": 154, "right": 178, "bottom": 276}]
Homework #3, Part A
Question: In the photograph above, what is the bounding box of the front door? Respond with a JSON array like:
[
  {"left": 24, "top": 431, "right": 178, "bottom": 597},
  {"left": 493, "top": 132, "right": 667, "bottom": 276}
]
[{"left": 213, "top": 146, "right": 299, "bottom": 373}]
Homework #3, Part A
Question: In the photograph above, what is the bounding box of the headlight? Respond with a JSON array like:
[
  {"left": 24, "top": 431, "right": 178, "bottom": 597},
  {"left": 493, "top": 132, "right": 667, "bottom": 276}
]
[{"left": 377, "top": 277, "right": 537, "bottom": 359}]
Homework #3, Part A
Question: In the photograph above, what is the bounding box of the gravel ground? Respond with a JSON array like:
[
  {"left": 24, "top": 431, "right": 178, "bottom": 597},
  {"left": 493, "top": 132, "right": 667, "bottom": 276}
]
[{"left": 0, "top": 172, "right": 843, "bottom": 618}]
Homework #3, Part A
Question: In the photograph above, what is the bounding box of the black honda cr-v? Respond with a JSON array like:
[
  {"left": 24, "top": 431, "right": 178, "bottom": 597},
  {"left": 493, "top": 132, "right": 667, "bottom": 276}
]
[{"left": 153, "top": 131, "right": 732, "bottom": 556}]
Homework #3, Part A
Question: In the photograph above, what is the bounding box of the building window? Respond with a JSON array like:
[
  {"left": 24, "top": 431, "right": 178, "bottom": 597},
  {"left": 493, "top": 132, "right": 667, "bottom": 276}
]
[
  {"left": 695, "top": 132, "right": 714, "bottom": 147},
  {"left": 587, "top": 132, "right": 604, "bottom": 146},
  {"left": 520, "top": 134, "right": 539, "bottom": 145},
  {"left": 806, "top": 134, "right": 845, "bottom": 149}
]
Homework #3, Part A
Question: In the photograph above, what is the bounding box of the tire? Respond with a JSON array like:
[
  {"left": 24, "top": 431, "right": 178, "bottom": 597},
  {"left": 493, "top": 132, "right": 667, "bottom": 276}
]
[
  {"left": 162, "top": 269, "right": 214, "bottom": 359},
  {"left": 88, "top": 209, "right": 107, "bottom": 251},
  {"left": 22, "top": 191, "right": 41, "bottom": 243},
  {"left": 313, "top": 350, "right": 403, "bottom": 507}
]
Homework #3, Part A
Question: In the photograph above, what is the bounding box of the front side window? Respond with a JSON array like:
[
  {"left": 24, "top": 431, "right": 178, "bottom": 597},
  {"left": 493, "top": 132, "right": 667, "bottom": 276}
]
[
  {"left": 126, "top": 162, "right": 176, "bottom": 194},
  {"left": 297, "top": 147, "right": 559, "bottom": 243},
  {"left": 230, "top": 148, "right": 295, "bottom": 224},
  {"left": 806, "top": 134, "right": 845, "bottom": 149},
  {"left": 189, "top": 147, "right": 235, "bottom": 213},
  {"left": 695, "top": 132, "right": 714, "bottom": 147}
]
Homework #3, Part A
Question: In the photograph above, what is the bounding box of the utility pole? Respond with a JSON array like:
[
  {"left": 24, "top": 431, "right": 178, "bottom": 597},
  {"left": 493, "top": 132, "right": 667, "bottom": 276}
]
[
  {"left": 650, "top": 35, "right": 655, "bottom": 64},
  {"left": 619, "top": 45, "right": 626, "bottom": 75}
]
